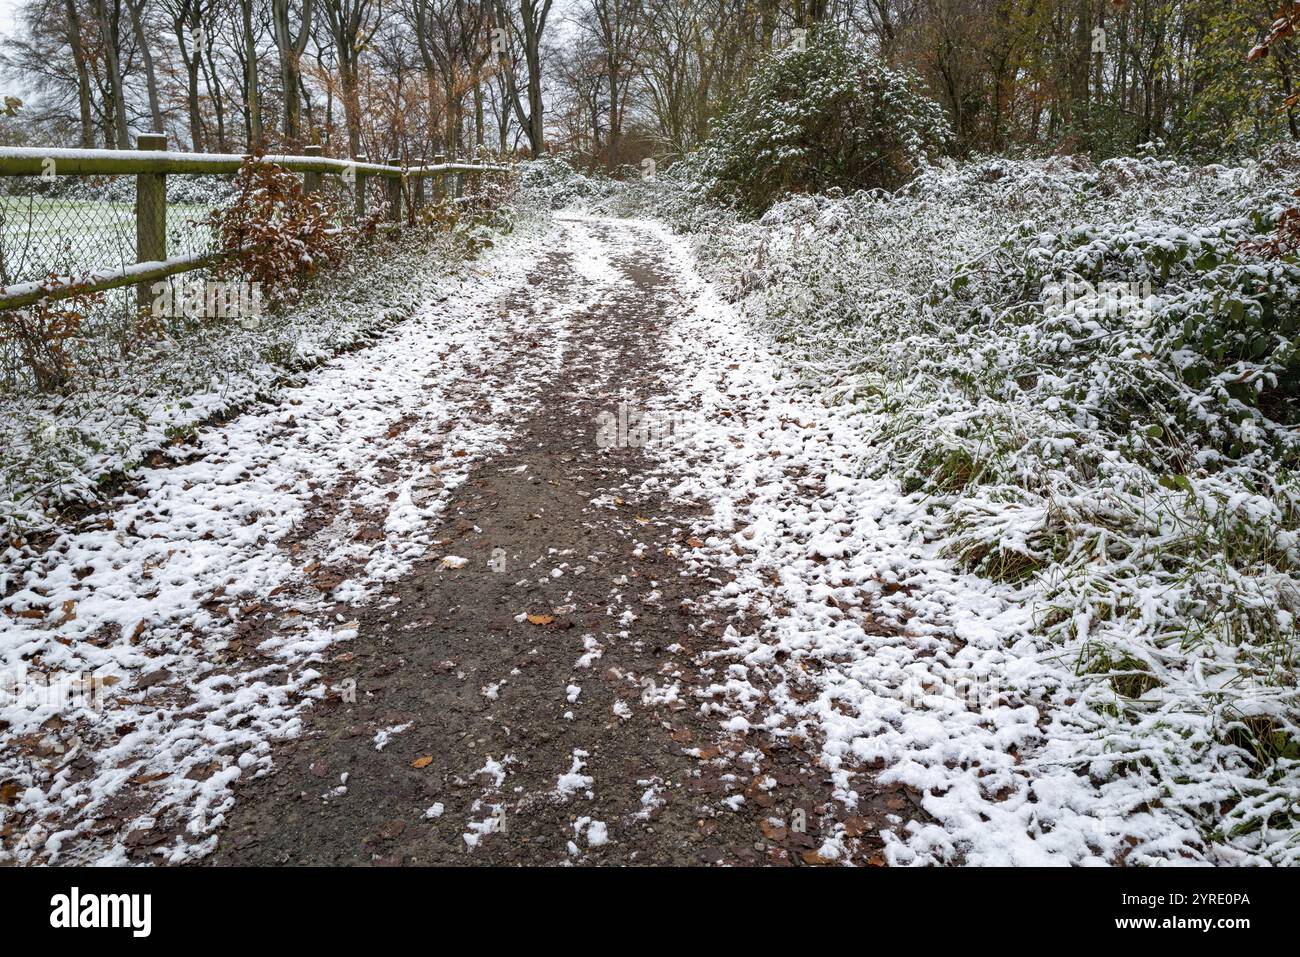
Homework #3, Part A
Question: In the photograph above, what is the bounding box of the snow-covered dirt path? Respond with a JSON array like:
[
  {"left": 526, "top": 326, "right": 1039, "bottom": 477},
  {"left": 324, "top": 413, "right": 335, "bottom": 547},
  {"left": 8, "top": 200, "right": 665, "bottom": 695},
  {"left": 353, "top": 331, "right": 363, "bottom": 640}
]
[
  {"left": 3, "top": 215, "right": 1194, "bottom": 866},
  {"left": 210, "top": 216, "right": 884, "bottom": 866}
]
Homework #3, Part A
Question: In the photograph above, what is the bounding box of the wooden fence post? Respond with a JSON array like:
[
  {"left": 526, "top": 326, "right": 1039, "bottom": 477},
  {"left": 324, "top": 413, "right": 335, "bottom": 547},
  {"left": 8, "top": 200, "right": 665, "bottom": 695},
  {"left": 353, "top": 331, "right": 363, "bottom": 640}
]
[
  {"left": 433, "top": 153, "right": 446, "bottom": 203},
  {"left": 387, "top": 156, "right": 402, "bottom": 224},
  {"left": 355, "top": 154, "right": 368, "bottom": 219},
  {"left": 135, "top": 132, "right": 167, "bottom": 311},
  {"left": 303, "top": 144, "right": 322, "bottom": 194}
]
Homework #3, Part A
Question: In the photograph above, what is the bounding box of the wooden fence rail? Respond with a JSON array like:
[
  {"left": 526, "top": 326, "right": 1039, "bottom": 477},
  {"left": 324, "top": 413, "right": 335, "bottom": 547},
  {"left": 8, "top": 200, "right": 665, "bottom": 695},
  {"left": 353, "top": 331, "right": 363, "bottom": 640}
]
[{"left": 0, "top": 135, "right": 512, "bottom": 312}]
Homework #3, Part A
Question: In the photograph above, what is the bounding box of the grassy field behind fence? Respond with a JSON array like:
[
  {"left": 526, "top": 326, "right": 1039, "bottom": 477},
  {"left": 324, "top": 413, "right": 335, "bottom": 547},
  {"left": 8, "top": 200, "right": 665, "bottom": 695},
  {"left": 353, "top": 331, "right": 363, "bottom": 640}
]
[{"left": 1, "top": 194, "right": 220, "bottom": 287}]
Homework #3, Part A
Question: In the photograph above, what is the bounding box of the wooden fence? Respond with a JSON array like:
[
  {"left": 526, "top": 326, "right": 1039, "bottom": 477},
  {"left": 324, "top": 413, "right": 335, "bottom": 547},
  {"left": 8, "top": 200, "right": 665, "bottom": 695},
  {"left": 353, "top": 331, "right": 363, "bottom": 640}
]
[{"left": 0, "top": 135, "right": 512, "bottom": 312}]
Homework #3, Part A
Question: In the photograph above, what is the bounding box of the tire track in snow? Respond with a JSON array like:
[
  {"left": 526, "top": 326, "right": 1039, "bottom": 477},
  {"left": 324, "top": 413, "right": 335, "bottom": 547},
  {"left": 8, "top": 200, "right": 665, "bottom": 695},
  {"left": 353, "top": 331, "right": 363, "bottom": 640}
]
[{"left": 0, "top": 226, "right": 571, "bottom": 864}]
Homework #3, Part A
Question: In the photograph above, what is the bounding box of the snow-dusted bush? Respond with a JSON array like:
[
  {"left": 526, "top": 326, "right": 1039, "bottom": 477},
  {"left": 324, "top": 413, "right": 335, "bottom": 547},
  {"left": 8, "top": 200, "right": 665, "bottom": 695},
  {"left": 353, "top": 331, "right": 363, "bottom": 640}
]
[
  {"left": 207, "top": 158, "right": 365, "bottom": 306},
  {"left": 697, "top": 30, "right": 950, "bottom": 216},
  {"left": 629, "top": 154, "right": 1300, "bottom": 863},
  {"left": 517, "top": 156, "right": 625, "bottom": 210}
]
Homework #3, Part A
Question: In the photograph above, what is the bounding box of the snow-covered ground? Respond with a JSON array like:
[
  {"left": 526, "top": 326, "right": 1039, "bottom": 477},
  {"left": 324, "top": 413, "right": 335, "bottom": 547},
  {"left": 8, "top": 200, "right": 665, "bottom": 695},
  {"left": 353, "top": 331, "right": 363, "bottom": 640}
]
[
  {"left": 632, "top": 214, "right": 1298, "bottom": 865},
  {"left": 3, "top": 191, "right": 1295, "bottom": 866},
  {"left": 0, "top": 224, "right": 563, "bottom": 864}
]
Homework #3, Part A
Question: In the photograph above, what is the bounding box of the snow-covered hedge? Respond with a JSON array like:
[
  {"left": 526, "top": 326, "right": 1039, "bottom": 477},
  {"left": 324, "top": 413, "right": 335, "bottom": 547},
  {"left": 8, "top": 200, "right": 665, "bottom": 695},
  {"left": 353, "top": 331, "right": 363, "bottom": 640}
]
[
  {"left": 555, "top": 152, "right": 1300, "bottom": 862},
  {"left": 517, "top": 156, "right": 624, "bottom": 210}
]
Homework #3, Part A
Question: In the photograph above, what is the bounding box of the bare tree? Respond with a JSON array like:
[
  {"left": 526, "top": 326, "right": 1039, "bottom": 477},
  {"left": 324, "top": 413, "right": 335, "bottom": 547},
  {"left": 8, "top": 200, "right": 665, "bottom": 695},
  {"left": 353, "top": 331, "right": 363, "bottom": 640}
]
[
  {"left": 495, "top": 0, "right": 553, "bottom": 155},
  {"left": 91, "top": 0, "right": 130, "bottom": 147},
  {"left": 582, "top": 0, "right": 645, "bottom": 168},
  {"left": 125, "top": 0, "right": 165, "bottom": 133},
  {"left": 272, "top": 0, "right": 313, "bottom": 146},
  {"left": 64, "top": 0, "right": 96, "bottom": 146},
  {"left": 320, "top": 0, "right": 380, "bottom": 157},
  {"left": 162, "top": 0, "right": 211, "bottom": 151},
  {"left": 237, "top": 0, "right": 264, "bottom": 148}
]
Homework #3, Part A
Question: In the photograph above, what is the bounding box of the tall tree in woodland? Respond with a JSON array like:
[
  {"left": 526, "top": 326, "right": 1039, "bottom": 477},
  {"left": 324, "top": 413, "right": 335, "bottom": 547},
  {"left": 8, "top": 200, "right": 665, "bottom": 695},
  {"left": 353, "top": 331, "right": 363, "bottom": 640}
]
[
  {"left": 201, "top": 0, "right": 232, "bottom": 150},
  {"left": 467, "top": 2, "right": 494, "bottom": 152},
  {"left": 402, "top": 0, "right": 444, "bottom": 154},
  {"left": 407, "top": 0, "right": 483, "bottom": 157},
  {"left": 64, "top": 0, "right": 96, "bottom": 147},
  {"left": 495, "top": 0, "right": 554, "bottom": 155},
  {"left": 125, "top": 0, "right": 165, "bottom": 133},
  {"left": 485, "top": 49, "right": 523, "bottom": 154},
  {"left": 90, "top": 0, "right": 131, "bottom": 147},
  {"left": 552, "top": 28, "right": 606, "bottom": 160},
  {"left": 163, "top": 0, "right": 210, "bottom": 151},
  {"left": 638, "top": 0, "right": 747, "bottom": 155},
  {"left": 238, "top": 0, "right": 264, "bottom": 148},
  {"left": 321, "top": 0, "right": 380, "bottom": 157},
  {"left": 272, "top": 0, "right": 314, "bottom": 146},
  {"left": 584, "top": 0, "right": 645, "bottom": 169}
]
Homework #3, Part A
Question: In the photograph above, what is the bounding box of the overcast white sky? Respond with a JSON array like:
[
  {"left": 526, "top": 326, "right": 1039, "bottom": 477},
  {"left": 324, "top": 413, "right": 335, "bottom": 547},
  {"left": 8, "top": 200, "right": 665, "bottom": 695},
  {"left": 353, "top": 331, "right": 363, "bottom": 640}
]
[{"left": 0, "top": 0, "right": 17, "bottom": 39}]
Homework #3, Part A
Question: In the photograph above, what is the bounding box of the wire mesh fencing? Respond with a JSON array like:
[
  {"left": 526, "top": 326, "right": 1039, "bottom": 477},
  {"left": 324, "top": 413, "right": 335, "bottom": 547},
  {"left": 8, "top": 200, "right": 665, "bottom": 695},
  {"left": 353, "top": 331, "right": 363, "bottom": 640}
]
[
  {"left": 0, "top": 171, "right": 237, "bottom": 391},
  {"left": 1, "top": 175, "right": 135, "bottom": 288},
  {"left": 0, "top": 173, "right": 231, "bottom": 284},
  {"left": 0, "top": 146, "right": 512, "bottom": 396}
]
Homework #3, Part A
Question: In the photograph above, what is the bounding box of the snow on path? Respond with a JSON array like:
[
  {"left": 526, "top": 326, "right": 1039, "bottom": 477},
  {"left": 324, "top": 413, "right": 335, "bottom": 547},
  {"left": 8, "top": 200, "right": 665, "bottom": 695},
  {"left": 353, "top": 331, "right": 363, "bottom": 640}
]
[
  {"left": 1, "top": 212, "right": 1233, "bottom": 867},
  {"left": 628, "top": 218, "right": 1213, "bottom": 866},
  {"left": 0, "top": 226, "right": 567, "bottom": 865}
]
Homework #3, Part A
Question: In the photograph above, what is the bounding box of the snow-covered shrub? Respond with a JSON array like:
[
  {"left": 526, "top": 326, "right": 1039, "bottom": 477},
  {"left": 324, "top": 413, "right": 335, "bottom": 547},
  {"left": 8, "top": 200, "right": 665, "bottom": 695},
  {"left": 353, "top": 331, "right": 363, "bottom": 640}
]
[
  {"left": 697, "top": 29, "right": 950, "bottom": 216},
  {"left": 517, "top": 156, "right": 625, "bottom": 210},
  {"left": 208, "top": 158, "right": 361, "bottom": 305},
  {"left": 637, "top": 154, "right": 1300, "bottom": 863}
]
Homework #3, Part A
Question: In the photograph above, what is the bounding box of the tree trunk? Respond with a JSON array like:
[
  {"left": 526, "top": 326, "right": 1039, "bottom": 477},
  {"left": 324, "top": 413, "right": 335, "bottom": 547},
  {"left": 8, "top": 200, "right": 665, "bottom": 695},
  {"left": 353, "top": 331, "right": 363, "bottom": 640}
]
[
  {"left": 272, "top": 0, "right": 313, "bottom": 147},
  {"left": 202, "top": 37, "right": 228, "bottom": 151},
  {"left": 473, "top": 68, "right": 485, "bottom": 152},
  {"left": 241, "top": 0, "right": 264, "bottom": 149},
  {"left": 126, "top": 0, "right": 165, "bottom": 133},
  {"left": 341, "top": 63, "right": 362, "bottom": 158},
  {"left": 92, "top": 0, "right": 131, "bottom": 149},
  {"left": 64, "top": 0, "right": 96, "bottom": 148}
]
